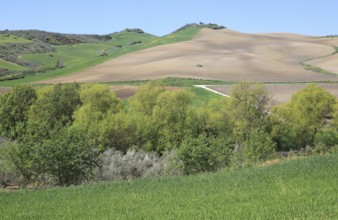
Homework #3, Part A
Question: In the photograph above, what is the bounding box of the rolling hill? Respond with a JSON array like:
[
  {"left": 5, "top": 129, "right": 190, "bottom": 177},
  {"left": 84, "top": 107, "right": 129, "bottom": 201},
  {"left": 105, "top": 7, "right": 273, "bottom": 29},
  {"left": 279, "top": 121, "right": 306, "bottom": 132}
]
[{"left": 41, "top": 28, "right": 338, "bottom": 84}]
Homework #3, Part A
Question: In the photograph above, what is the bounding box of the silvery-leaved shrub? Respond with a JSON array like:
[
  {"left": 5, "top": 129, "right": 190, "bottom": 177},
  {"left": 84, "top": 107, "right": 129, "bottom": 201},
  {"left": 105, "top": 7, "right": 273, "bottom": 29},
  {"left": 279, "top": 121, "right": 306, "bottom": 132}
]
[{"left": 94, "top": 149, "right": 175, "bottom": 181}]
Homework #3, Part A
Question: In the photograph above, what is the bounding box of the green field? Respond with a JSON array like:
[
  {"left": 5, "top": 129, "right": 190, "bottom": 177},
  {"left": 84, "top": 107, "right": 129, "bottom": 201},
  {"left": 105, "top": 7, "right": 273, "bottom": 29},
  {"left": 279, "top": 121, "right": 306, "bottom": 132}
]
[
  {"left": 1, "top": 153, "right": 337, "bottom": 219},
  {"left": 0, "top": 34, "right": 31, "bottom": 45},
  {"left": 0, "top": 27, "right": 201, "bottom": 86}
]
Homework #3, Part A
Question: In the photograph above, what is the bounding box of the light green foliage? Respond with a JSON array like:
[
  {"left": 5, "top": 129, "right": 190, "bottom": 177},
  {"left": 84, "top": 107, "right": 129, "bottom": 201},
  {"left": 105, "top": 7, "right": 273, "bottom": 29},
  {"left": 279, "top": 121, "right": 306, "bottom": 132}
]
[
  {"left": 334, "top": 102, "right": 338, "bottom": 129},
  {"left": 99, "top": 112, "right": 137, "bottom": 152},
  {"left": 229, "top": 82, "right": 271, "bottom": 141},
  {"left": 129, "top": 81, "right": 165, "bottom": 116},
  {"left": 72, "top": 84, "right": 122, "bottom": 147},
  {"left": 188, "top": 98, "right": 232, "bottom": 137},
  {"left": 27, "top": 83, "right": 81, "bottom": 138},
  {"left": 0, "top": 34, "right": 31, "bottom": 45},
  {"left": 177, "top": 134, "right": 233, "bottom": 175},
  {"left": 3, "top": 141, "right": 37, "bottom": 185},
  {"left": 1, "top": 154, "right": 338, "bottom": 219},
  {"left": 272, "top": 85, "right": 337, "bottom": 149},
  {"left": 151, "top": 89, "right": 194, "bottom": 152},
  {"left": 0, "top": 85, "right": 36, "bottom": 140}
]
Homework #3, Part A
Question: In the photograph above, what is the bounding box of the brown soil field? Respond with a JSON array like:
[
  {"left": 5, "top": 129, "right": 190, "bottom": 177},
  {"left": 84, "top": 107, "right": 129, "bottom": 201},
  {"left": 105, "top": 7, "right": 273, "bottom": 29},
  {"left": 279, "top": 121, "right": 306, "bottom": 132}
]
[
  {"left": 207, "top": 84, "right": 338, "bottom": 104},
  {"left": 110, "top": 86, "right": 178, "bottom": 100},
  {"left": 41, "top": 29, "right": 338, "bottom": 84}
]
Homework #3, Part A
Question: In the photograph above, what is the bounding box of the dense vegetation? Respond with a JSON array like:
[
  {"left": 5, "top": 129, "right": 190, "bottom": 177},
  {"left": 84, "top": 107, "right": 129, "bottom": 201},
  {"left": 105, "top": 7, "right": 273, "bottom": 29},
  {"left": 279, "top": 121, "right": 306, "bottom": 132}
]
[
  {"left": 0, "top": 82, "right": 337, "bottom": 187},
  {"left": 1, "top": 153, "right": 337, "bottom": 219}
]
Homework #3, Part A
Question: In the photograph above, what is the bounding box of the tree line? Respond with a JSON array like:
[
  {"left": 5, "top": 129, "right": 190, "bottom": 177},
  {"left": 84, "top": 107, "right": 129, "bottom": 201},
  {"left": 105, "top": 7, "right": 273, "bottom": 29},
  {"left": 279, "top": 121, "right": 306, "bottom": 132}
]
[{"left": 0, "top": 82, "right": 337, "bottom": 187}]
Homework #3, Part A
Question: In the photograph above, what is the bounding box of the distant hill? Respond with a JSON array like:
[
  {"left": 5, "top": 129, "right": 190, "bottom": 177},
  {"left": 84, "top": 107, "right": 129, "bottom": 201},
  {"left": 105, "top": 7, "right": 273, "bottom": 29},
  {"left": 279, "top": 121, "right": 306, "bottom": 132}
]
[{"left": 0, "top": 24, "right": 207, "bottom": 84}]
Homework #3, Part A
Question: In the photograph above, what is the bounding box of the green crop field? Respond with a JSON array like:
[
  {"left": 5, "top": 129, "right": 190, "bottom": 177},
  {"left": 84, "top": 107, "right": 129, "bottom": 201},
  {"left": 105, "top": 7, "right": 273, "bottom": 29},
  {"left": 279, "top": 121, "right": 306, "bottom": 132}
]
[
  {"left": 0, "top": 34, "right": 31, "bottom": 45},
  {"left": 0, "top": 27, "right": 202, "bottom": 86},
  {"left": 1, "top": 153, "right": 337, "bottom": 219}
]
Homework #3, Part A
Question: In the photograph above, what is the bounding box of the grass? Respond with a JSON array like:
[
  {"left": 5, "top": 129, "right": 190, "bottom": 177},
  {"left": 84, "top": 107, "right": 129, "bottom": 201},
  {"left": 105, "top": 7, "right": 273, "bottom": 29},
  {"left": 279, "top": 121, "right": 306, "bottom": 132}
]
[
  {"left": 189, "top": 87, "right": 223, "bottom": 107},
  {"left": 0, "top": 34, "right": 31, "bottom": 45},
  {"left": 1, "top": 153, "right": 337, "bottom": 219},
  {"left": 0, "top": 27, "right": 202, "bottom": 86},
  {"left": 0, "top": 59, "right": 27, "bottom": 71}
]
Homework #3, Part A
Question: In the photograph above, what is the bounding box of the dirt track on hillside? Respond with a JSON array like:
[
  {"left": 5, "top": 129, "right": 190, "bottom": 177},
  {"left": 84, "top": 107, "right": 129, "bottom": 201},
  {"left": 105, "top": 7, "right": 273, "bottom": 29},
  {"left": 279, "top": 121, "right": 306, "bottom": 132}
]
[{"left": 40, "top": 29, "right": 338, "bottom": 83}]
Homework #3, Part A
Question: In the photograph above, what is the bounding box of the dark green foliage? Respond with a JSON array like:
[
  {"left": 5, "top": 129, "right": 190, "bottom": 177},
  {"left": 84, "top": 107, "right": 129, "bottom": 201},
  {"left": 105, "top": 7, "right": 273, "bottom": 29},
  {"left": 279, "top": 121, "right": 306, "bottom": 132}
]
[
  {"left": 232, "top": 129, "right": 276, "bottom": 167},
  {"left": 177, "top": 134, "right": 233, "bottom": 175},
  {"left": 37, "top": 127, "right": 101, "bottom": 186},
  {"left": 173, "top": 22, "right": 226, "bottom": 33}
]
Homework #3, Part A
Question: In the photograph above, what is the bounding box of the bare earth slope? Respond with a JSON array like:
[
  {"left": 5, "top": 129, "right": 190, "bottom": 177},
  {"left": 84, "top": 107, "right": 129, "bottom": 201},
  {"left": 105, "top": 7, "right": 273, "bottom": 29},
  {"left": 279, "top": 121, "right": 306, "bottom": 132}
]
[{"left": 42, "top": 29, "right": 338, "bottom": 83}]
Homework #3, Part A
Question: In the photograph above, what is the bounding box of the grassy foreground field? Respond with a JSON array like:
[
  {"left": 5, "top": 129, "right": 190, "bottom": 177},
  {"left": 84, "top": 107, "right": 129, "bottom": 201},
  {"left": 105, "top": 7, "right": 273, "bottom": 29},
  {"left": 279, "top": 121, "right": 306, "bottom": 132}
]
[{"left": 1, "top": 153, "right": 337, "bottom": 219}]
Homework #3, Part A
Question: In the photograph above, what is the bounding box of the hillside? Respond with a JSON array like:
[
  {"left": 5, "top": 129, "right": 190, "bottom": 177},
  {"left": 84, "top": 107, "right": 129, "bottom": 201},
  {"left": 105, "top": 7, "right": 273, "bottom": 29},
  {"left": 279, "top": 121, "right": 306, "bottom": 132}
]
[
  {"left": 42, "top": 28, "right": 338, "bottom": 84},
  {"left": 1, "top": 153, "right": 337, "bottom": 219},
  {"left": 0, "top": 25, "right": 205, "bottom": 85}
]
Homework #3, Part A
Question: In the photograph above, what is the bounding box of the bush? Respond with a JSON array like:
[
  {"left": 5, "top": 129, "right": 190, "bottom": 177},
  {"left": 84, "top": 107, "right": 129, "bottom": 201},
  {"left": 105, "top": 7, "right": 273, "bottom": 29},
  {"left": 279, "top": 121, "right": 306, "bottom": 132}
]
[
  {"left": 232, "top": 129, "right": 276, "bottom": 167},
  {"left": 176, "top": 134, "right": 233, "bottom": 175},
  {"left": 94, "top": 149, "right": 174, "bottom": 181}
]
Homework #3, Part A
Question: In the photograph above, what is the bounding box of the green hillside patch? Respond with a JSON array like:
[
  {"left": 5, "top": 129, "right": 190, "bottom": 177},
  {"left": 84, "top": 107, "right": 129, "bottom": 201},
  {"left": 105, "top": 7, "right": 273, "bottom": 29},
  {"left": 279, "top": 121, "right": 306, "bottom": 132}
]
[
  {"left": 0, "top": 59, "right": 27, "bottom": 71},
  {"left": 1, "top": 153, "right": 337, "bottom": 219},
  {"left": 0, "top": 34, "right": 31, "bottom": 45}
]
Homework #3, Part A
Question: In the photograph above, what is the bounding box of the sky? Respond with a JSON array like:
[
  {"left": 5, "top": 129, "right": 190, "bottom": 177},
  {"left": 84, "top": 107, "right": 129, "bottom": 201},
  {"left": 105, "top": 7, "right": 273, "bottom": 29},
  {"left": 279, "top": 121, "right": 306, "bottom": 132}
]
[{"left": 1, "top": 0, "right": 337, "bottom": 36}]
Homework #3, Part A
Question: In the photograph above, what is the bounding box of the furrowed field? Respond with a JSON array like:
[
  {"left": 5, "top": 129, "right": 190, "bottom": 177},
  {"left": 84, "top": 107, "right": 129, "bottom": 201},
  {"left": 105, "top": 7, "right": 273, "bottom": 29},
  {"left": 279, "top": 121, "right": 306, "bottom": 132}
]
[{"left": 1, "top": 153, "right": 337, "bottom": 219}]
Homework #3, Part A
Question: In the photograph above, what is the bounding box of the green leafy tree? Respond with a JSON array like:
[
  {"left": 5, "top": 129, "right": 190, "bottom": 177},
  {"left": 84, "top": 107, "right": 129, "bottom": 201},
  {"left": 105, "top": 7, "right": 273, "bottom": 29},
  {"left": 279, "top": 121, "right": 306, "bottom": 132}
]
[
  {"left": 27, "top": 83, "right": 81, "bottom": 139},
  {"left": 286, "top": 85, "right": 335, "bottom": 148},
  {"left": 188, "top": 98, "right": 232, "bottom": 137},
  {"left": 0, "top": 85, "right": 36, "bottom": 140},
  {"left": 72, "top": 84, "right": 122, "bottom": 147},
  {"left": 151, "top": 89, "right": 194, "bottom": 153},
  {"left": 37, "top": 127, "right": 101, "bottom": 186},
  {"left": 229, "top": 82, "right": 271, "bottom": 142},
  {"left": 129, "top": 81, "right": 165, "bottom": 116}
]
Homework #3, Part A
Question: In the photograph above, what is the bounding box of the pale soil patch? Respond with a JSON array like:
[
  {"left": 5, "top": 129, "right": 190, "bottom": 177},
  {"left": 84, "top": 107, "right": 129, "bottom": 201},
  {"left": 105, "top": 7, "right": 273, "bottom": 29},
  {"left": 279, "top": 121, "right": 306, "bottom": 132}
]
[
  {"left": 207, "top": 84, "right": 338, "bottom": 104},
  {"left": 40, "top": 29, "right": 338, "bottom": 84}
]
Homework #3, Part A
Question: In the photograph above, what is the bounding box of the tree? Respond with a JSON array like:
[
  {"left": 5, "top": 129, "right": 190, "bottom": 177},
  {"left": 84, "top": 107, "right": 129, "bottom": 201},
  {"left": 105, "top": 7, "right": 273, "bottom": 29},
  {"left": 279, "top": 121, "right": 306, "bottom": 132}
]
[
  {"left": 37, "top": 127, "right": 101, "bottom": 186},
  {"left": 286, "top": 85, "right": 336, "bottom": 147},
  {"left": 188, "top": 98, "right": 232, "bottom": 137},
  {"left": 27, "top": 83, "right": 81, "bottom": 139},
  {"left": 72, "top": 84, "right": 122, "bottom": 147},
  {"left": 0, "top": 85, "right": 36, "bottom": 140},
  {"left": 129, "top": 81, "right": 165, "bottom": 116},
  {"left": 151, "top": 89, "right": 194, "bottom": 153},
  {"left": 229, "top": 82, "right": 271, "bottom": 141}
]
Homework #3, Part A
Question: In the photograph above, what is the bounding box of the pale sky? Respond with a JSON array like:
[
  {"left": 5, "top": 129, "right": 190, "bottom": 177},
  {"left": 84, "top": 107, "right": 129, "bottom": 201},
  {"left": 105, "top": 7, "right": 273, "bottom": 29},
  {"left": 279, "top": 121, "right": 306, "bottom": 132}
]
[{"left": 1, "top": 0, "right": 337, "bottom": 36}]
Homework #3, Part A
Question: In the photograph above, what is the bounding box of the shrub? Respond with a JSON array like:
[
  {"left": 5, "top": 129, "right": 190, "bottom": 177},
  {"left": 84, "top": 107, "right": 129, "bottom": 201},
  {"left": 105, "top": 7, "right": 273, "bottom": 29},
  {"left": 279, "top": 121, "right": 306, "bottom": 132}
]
[
  {"left": 94, "top": 149, "right": 174, "bottom": 181},
  {"left": 176, "top": 134, "right": 233, "bottom": 175},
  {"left": 232, "top": 129, "right": 276, "bottom": 167}
]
